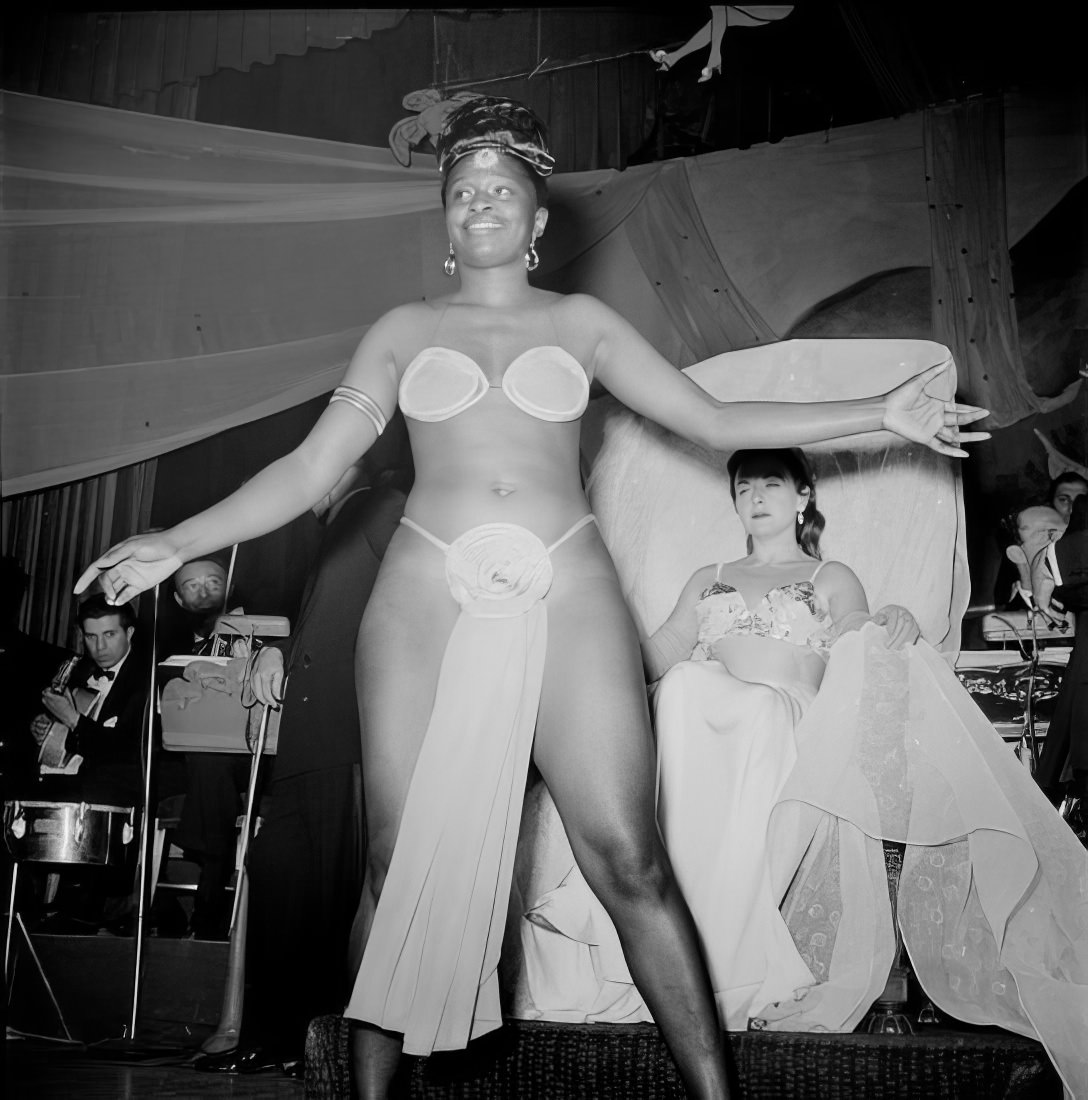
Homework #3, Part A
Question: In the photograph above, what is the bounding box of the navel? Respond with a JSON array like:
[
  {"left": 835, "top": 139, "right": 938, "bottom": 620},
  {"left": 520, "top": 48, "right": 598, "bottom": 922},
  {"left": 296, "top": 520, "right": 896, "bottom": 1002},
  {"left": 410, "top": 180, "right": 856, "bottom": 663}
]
[{"left": 491, "top": 482, "right": 517, "bottom": 497}]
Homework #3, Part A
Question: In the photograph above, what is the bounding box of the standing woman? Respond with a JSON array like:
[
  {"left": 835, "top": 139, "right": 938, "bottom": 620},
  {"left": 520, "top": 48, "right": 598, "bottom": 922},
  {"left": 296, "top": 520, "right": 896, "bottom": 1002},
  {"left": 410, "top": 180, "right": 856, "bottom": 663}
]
[{"left": 76, "top": 99, "right": 987, "bottom": 1099}]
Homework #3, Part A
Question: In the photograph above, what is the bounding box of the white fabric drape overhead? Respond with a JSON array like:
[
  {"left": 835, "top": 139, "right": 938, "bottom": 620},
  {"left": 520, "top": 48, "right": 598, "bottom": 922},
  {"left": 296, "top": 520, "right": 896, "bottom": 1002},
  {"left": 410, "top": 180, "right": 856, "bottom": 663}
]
[{"left": 2, "top": 89, "right": 1083, "bottom": 496}]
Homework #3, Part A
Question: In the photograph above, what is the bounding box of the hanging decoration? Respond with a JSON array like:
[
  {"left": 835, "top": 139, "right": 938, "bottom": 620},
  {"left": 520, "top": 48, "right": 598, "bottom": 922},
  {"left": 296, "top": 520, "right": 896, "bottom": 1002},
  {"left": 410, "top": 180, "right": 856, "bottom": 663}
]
[
  {"left": 1034, "top": 423, "right": 1088, "bottom": 481},
  {"left": 650, "top": 5, "right": 794, "bottom": 82},
  {"left": 388, "top": 88, "right": 484, "bottom": 167}
]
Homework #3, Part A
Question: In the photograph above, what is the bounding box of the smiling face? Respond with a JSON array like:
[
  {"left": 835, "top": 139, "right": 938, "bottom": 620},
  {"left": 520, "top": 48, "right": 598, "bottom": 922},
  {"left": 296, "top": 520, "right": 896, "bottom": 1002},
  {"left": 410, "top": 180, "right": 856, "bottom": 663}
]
[
  {"left": 443, "top": 151, "right": 548, "bottom": 271},
  {"left": 732, "top": 455, "right": 811, "bottom": 541}
]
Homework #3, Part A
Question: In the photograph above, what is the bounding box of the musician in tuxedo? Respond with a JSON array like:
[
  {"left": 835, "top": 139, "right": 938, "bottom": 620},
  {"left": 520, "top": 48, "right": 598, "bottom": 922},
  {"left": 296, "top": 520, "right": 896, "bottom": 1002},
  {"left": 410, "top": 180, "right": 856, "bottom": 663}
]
[
  {"left": 195, "top": 419, "right": 411, "bottom": 1076},
  {"left": 29, "top": 594, "right": 149, "bottom": 933},
  {"left": 35, "top": 593, "right": 147, "bottom": 807},
  {"left": 166, "top": 553, "right": 254, "bottom": 940},
  {"left": 168, "top": 555, "right": 244, "bottom": 654},
  {"left": 1033, "top": 493, "right": 1088, "bottom": 810}
]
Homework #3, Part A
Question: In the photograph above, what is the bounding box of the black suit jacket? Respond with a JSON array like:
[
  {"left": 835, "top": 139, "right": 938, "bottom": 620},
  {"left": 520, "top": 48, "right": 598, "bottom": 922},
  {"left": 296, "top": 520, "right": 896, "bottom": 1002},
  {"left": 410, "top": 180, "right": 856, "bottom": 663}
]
[
  {"left": 1054, "top": 495, "right": 1088, "bottom": 612},
  {"left": 271, "top": 485, "right": 407, "bottom": 780},
  {"left": 1036, "top": 496, "right": 1088, "bottom": 789},
  {"left": 34, "top": 647, "right": 150, "bottom": 807}
]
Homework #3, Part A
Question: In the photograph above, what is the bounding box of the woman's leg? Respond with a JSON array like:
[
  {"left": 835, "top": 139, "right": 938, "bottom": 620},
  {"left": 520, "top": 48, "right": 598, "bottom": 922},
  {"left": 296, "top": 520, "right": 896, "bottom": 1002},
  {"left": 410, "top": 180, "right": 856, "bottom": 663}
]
[
  {"left": 346, "top": 536, "right": 461, "bottom": 1100},
  {"left": 533, "top": 571, "right": 734, "bottom": 1100}
]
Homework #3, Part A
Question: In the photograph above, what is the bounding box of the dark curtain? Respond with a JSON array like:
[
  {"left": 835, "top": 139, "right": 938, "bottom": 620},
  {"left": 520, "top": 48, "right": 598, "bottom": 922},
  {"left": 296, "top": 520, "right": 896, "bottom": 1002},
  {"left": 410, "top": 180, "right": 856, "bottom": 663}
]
[
  {"left": 925, "top": 96, "right": 1080, "bottom": 428},
  {"left": 1, "top": 9, "right": 408, "bottom": 118},
  {"left": 2, "top": 463, "right": 156, "bottom": 648}
]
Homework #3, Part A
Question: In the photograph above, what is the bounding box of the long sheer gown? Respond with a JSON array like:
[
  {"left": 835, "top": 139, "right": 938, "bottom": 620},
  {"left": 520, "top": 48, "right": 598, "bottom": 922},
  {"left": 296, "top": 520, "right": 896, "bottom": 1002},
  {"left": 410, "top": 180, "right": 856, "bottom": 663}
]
[{"left": 510, "top": 608, "right": 1088, "bottom": 1098}]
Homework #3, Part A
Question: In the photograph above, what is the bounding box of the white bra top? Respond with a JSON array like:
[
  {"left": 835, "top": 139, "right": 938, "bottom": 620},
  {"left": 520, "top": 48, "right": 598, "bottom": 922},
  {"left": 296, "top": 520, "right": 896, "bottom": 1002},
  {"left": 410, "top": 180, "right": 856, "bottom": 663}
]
[{"left": 398, "top": 346, "right": 590, "bottom": 423}]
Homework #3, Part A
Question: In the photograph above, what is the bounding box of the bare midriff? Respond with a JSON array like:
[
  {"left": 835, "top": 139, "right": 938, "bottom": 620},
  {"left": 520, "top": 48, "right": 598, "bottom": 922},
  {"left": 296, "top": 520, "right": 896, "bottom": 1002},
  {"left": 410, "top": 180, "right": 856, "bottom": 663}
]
[
  {"left": 710, "top": 634, "right": 828, "bottom": 694},
  {"left": 402, "top": 395, "right": 589, "bottom": 545}
]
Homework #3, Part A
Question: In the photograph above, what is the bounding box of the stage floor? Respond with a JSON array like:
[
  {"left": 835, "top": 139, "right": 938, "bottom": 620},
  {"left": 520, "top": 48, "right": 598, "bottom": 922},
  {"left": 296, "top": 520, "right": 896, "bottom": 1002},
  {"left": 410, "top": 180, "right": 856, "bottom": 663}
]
[{"left": 6, "top": 1037, "right": 302, "bottom": 1099}]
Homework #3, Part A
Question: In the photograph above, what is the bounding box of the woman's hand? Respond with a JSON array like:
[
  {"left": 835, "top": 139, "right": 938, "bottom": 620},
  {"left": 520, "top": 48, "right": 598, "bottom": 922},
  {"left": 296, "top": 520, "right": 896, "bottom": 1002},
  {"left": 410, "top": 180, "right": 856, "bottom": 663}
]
[
  {"left": 830, "top": 604, "right": 919, "bottom": 648},
  {"left": 247, "top": 647, "right": 285, "bottom": 709},
  {"left": 870, "top": 604, "right": 920, "bottom": 649},
  {"left": 74, "top": 533, "right": 185, "bottom": 604},
  {"left": 881, "top": 361, "right": 989, "bottom": 457}
]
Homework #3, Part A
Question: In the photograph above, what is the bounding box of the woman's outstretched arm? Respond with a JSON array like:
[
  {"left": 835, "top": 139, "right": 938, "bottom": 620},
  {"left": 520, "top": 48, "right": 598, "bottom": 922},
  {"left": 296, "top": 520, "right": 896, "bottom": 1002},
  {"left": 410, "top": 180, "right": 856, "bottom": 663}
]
[
  {"left": 575, "top": 296, "right": 989, "bottom": 458},
  {"left": 75, "top": 309, "right": 408, "bottom": 603}
]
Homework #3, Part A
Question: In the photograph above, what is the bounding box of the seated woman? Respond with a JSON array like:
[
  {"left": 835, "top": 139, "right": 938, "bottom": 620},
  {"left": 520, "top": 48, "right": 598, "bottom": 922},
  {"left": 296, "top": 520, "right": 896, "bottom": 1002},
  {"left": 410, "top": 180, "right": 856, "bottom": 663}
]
[
  {"left": 512, "top": 447, "right": 1088, "bottom": 1098},
  {"left": 643, "top": 447, "right": 915, "bottom": 1032}
]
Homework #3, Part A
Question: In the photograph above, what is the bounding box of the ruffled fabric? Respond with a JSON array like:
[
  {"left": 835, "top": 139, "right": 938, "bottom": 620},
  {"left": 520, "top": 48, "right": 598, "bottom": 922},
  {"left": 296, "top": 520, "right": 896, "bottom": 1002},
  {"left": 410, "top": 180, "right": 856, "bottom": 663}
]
[
  {"left": 445, "top": 523, "right": 553, "bottom": 617},
  {"left": 507, "top": 624, "right": 1088, "bottom": 1098}
]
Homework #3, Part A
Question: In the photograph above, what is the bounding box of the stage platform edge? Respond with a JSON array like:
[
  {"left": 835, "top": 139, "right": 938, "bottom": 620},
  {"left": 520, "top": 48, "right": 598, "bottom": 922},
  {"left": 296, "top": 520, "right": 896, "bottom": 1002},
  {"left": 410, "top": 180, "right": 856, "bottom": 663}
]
[{"left": 305, "top": 1014, "right": 1062, "bottom": 1099}]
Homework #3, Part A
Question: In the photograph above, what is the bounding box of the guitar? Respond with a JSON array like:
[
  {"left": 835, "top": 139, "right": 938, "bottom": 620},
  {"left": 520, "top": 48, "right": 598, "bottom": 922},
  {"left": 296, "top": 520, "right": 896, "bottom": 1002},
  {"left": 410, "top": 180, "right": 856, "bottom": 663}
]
[{"left": 31, "top": 655, "right": 99, "bottom": 772}]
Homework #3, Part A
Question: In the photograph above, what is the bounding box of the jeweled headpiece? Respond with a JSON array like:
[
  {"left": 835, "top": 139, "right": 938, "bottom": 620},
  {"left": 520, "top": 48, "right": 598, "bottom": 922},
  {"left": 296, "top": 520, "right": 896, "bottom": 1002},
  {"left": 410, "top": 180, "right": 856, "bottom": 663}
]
[{"left": 435, "top": 97, "right": 555, "bottom": 177}]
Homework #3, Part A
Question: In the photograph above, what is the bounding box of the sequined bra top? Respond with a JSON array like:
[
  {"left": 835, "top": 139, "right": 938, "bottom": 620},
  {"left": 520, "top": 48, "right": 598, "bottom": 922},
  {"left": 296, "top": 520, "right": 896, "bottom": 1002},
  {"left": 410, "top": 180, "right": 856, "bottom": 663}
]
[
  {"left": 398, "top": 346, "right": 590, "bottom": 423},
  {"left": 691, "top": 560, "right": 834, "bottom": 659}
]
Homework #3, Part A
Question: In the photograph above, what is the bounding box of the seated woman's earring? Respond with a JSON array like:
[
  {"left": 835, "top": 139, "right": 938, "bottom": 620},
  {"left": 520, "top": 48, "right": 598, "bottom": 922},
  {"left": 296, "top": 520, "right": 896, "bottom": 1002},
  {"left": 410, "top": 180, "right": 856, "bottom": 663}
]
[
  {"left": 797, "top": 510, "right": 805, "bottom": 525},
  {"left": 444, "top": 243, "right": 456, "bottom": 277},
  {"left": 526, "top": 236, "right": 540, "bottom": 272}
]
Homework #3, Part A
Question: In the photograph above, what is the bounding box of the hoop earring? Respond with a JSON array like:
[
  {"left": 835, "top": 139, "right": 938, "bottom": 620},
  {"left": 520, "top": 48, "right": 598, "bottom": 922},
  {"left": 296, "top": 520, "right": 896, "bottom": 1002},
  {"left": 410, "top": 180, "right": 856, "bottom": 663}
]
[
  {"left": 526, "top": 238, "right": 540, "bottom": 272},
  {"left": 443, "top": 243, "right": 456, "bottom": 277}
]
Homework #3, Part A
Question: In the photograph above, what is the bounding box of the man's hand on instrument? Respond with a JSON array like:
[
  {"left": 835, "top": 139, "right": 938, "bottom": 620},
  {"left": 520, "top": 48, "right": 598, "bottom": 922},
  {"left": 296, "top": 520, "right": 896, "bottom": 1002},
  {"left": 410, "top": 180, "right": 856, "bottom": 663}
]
[
  {"left": 74, "top": 534, "right": 185, "bottom": 604},
  {"left": 870, "top": 604, "right": 921, "bottom": 650},
  {"left": 41, "top": 688, "right": 79, "bottom": 728},
  {"left": 249, "top": 646, "right": 285, "bottom": 709},
  {"left": 1029, "top": 543, "right": 1059, "bottom": 616},
  {"left": 881, "top": 361, "right": 989, "bottom": 458},
  {"left": 30, "top": 713, "right": 54, "bottom": 745}
]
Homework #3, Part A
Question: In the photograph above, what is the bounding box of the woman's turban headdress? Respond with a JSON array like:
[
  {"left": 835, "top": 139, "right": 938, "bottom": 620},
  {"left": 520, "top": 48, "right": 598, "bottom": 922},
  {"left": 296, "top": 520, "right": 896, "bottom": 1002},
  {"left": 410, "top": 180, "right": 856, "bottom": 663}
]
[{"left": 435, "top": 97, "right": 555, "bottom": 177}]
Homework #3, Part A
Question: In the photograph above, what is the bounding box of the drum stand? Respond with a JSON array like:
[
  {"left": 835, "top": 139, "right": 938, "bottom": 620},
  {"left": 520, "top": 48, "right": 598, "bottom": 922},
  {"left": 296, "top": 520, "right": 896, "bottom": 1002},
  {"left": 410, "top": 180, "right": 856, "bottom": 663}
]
[
  {"left": 5, "top": 861, "right": 76, "bottom": 1043},
  {"left": 986, "top": 607, "right": 1053, "bottom": 775},
  {"left": 1013, "top": 611, "right": 1045, "bottom": 774}
]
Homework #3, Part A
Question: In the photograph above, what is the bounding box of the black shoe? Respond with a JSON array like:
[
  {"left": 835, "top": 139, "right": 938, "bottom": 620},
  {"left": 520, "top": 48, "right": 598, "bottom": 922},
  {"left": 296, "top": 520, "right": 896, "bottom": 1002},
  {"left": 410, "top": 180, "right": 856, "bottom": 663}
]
[
  {"left": 281, "top": 1058, "right": 303, "bottom": 1079},
  {"left": 99, "top": 914, "right": 135, "bottom": 937},
  {"left": 192, "top": 1047, "right": 241, "bottom": 1074},
  {"left": 35, "top": 913, "right": 101, "bottom": 936},
  {"left": 193, "top": 1046, "right": 285, "bottom": 1075}
]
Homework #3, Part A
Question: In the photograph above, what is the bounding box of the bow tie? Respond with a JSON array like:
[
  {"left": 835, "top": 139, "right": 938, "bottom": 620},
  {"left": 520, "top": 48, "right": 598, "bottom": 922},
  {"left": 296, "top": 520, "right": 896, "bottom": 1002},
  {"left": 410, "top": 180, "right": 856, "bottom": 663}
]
[{"left": 89, "top": 668, "right": 116, "bottom": 684}]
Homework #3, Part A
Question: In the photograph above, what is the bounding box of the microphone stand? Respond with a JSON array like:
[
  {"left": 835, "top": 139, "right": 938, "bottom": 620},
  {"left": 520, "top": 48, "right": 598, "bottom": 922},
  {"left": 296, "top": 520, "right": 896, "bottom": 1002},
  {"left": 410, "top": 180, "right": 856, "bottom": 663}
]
[
  {"left": 90, "top": 583, "right": 183, "bottom": 1059},
  {"left": 1018, "top": 607, "right": 1041, "bottom": 775},
  {"left": 1015, "top": 540, "right": 1068, "bottom": 775}
]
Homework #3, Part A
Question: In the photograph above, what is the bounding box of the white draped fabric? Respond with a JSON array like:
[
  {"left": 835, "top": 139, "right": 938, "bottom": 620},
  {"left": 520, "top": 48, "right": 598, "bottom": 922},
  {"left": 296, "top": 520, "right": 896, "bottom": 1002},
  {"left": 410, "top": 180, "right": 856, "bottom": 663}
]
[
  {"left": 2, "top": 90, "right": 1083, "bottom": 496},
  {"left": 583, "top": 338, "right": 968, "bottom": 652},
  {"left": 507, "top": 342, "right": 1088, "bottom": 1097}
]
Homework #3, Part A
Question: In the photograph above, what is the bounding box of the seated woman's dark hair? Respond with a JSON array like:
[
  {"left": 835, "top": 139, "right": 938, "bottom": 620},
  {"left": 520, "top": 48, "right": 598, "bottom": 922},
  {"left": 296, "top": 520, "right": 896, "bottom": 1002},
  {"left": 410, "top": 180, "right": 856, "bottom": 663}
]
[{"left": 726, "top": 447, "right": 826, "bottom": 560}]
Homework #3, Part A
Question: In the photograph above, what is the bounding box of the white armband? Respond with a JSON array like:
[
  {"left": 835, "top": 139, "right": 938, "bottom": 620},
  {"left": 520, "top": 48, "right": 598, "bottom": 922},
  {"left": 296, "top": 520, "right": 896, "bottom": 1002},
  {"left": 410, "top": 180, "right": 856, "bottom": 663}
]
[{"left": 329, "top": 385, "right": 387, "bottom": 436}]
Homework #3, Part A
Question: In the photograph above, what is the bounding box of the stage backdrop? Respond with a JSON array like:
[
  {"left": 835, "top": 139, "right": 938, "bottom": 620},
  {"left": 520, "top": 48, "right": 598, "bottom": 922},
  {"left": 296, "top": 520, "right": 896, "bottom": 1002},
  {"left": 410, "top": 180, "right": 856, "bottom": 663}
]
[{"left": 2, "top": 88, "right": 1085, "bottom": 497}]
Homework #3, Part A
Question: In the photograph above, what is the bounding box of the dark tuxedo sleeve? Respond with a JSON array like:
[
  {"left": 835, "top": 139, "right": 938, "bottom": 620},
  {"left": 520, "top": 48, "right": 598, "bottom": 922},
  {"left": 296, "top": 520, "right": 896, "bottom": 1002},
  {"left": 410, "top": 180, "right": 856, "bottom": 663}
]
[
  {"left": 66, "top": 657, "right": 149, "bottom": 770},
  {"left": 1055, "top": 495, "right": 1088, "bottom": 612}
]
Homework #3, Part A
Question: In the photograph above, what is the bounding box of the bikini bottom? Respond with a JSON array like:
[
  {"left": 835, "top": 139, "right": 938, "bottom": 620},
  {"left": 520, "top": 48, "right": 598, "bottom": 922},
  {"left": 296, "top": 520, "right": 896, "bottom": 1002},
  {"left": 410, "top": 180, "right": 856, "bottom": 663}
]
[{"left": 344, "top": 514, "right": 596, "bottom": 1055}]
